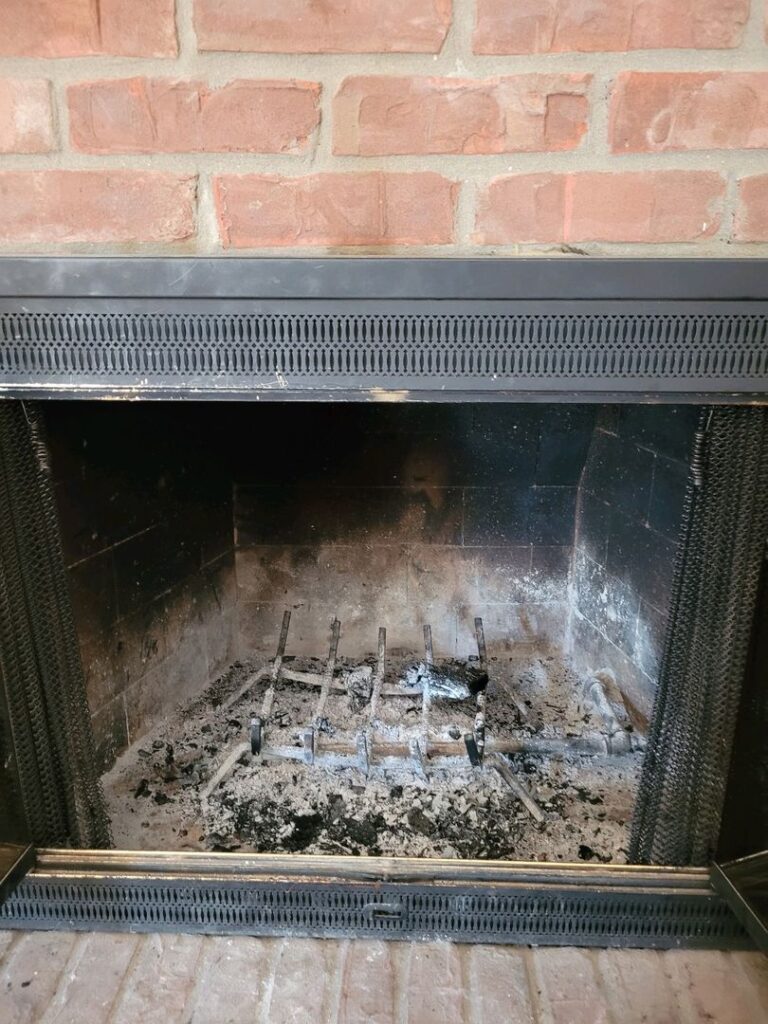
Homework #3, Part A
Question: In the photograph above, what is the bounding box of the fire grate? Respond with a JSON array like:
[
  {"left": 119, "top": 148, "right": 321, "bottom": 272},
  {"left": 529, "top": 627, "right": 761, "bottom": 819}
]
[{"left": 202, "top": 612, "right": 640, "bottom": 812}]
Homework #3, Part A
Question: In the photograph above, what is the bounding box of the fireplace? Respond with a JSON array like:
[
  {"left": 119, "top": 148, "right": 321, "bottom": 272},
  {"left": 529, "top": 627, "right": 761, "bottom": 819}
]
[{"left": 0, "top": 257, "right": 766, "bottom": 949}]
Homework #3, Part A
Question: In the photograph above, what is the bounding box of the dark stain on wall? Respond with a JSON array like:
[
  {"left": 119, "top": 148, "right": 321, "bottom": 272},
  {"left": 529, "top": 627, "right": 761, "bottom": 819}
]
[
  {"left": 44, "top": 399, "right": 696, "bottom": 767},
  {"left": 45, "top": 402, "right": 238, "bottom": 771},
  {"left": 232, "top": 404, "right": 596, "bottom": 657}
]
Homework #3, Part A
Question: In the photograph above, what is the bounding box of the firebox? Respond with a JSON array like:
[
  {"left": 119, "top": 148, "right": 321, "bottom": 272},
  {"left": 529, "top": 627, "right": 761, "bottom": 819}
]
[{"left": 0, "top": 257, "right": 766, "bottom": 951}]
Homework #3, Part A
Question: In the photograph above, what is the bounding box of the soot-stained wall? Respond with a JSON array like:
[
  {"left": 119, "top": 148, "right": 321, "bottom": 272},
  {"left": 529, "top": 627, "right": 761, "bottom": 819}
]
[
  {"left": 232, "top": 404, "right": 596, "bottom": 660},
  {"left": 47, "top": 400, "right": 694, "bottom": 768},
  {"left": 46, "top": 402, "right": 238, "bottom": 771},
  {"left": 571, "top": 406, "right": 698, "bottom": 720}
]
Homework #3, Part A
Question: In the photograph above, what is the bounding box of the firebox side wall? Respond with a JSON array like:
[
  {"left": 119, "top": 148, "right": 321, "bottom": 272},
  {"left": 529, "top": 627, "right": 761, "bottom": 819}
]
[
  {"left": 570, "top": 406, "right": 699, "bottom": 721},
  {"left": 45, "top": 402, "right": 239, "bottom": 772},
  {"left": 233, "top": 403, "right": 595, "bottom": 662}
]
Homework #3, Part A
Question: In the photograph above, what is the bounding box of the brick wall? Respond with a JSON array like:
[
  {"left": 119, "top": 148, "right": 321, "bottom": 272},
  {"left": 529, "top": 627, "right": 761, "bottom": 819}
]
[{"left": 0, "top": 0, "right": 765, "bottom": 254}]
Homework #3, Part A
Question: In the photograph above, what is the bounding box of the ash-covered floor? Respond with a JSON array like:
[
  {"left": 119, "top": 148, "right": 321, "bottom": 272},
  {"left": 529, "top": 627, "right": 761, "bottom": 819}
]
[{"left": 103, "top": 649, "right": 644, "bottom": 863}]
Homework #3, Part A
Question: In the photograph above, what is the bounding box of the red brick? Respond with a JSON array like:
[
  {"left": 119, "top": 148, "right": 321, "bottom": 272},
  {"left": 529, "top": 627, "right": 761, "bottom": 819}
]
[
  {"left": 1, "top": 932, "right": 79, "bottom": 1023},
  {"left": 534, "top": 948, "right": 611, "bottom": 1024},
  {"left": 597, "top": 949, "right": 682, "bottom": 1024},
  {"left": 406, "top": 944, "right": 466, "bottom": 1024},
  {"left": 0, "top": 171, "right": 196, "bottom": 245},
  {"left": 0, "top": 79, "right": 54, "bottom": 154},
  {"left": 474, "top": 0, "right": 748, "bottom": 54},
  {"left": 69, "top": 78, "right": 320, "bottom": 155},
  {"left": 34, "top": 933, "right": 140, "bottom": 1022},
  {"left": 735, "top": 176, "right": 768, "bottom": 241},
  {"left": 0, "top": 0, "right": 177, "bottom": 57},
  {"left": 334, "top": 74, "right": 589, "bottom": 155},
  {"left": 338, "top": 941, "right": 395, "bottom": 1024},
  {"left": 475, "top": 171, "right": 724, "bottom": 244},
  {"left": 214, "top": 172, "right": 457, "bottom": 248},
  {"left": 664, "top": 950, "right": 768, "bottom": 1024},
  {"left": 611, "top": 72, "right": 768, "bottom": 153},
  {"left": 470, "top": 946, "right": 534, "bottom": 1024},
  {"left": 194, "top": 0, "right": 451, "bottom": 53},
  {"left": 267, "top": 939, "right": 331, "bottom": 1023},
  {"left": 113, "top": 935, "right": 204, "bottom": 1022},
  {"left": 186, "top": 936, "right": 273, "bottom": 1023}
]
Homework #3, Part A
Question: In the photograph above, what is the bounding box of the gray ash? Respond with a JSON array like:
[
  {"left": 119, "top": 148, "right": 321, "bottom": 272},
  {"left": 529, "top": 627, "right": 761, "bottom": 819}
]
[{"left": 103, "top": 651, "right": 642, "bottom": 863}]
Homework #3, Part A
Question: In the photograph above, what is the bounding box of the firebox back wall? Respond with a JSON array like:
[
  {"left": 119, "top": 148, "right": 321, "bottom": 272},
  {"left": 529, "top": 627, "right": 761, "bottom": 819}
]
[{"left": 233, "top": 404, "right": 594, "bottom": 660}]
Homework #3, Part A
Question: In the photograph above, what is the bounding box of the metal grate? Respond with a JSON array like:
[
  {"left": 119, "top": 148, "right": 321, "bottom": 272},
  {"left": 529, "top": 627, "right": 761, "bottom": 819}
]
[
  {"left": 1, "top": 311, "right": 767, "bottom": 394},
  {"left": 0, "top": 876, "right": 749, "bottom": 949}
]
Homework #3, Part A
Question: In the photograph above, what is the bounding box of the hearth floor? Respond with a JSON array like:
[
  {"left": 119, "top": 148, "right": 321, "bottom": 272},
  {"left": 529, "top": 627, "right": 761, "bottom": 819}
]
[
  {"left": 1, "top": 930, "right": 766, "bottom": 1023},
  {"left": 103, "top": 652, "right": 642, "bottom": 861},
  {"left": 104, "top": 650, "right": 642, "bottom": 861}
]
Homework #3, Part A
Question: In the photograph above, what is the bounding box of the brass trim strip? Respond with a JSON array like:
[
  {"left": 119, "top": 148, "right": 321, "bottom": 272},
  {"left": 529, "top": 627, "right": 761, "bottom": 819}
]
[{"left": 33, "top": 848, "right": 711, "bottom": 892}]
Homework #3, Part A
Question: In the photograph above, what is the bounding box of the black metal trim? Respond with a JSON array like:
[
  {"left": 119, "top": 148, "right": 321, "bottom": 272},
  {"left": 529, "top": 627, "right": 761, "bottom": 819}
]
[
  {"left": 3, "top": 388, "right": 767, "bottom": 404},
  {"left": 711, "top": 855, "right": 768, "bottom": 953},
  {"left": 0, "top": 258, "right": 766, "bottom": 402},
  {"left": 0, "top": 851, "right": 751, "bottom": 949},
  {"left": 1, "top": 257, "right": 767, "bottom": 301},
  {"left": 0, "top": 845, "right": 35, "bottom": 905}
]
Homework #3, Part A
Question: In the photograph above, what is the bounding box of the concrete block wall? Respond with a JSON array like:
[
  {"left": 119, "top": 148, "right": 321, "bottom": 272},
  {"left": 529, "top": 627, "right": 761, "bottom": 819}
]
[{"left": 0, "top": 1, "right": 766, "bottom": 254}]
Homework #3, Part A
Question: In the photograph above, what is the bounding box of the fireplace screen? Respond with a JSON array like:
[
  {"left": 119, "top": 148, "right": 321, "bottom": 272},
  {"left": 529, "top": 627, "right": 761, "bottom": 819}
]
[{"left": 0, "top": 258, "right": 766, "bottom": 948}]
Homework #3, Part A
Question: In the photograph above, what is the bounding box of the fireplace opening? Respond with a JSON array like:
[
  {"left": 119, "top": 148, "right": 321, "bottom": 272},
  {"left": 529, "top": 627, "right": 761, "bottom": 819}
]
[
  {"left": 1, "top": 257, "right": 766, "bottom": 946},
  {"left": 41, "top": 399, "right": 697, "bottom": 863}
]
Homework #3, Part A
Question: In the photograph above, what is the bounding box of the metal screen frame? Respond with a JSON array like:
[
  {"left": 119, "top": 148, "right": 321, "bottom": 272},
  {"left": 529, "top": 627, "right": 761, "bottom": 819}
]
[
  {"left": 0, "top": 257, "right": 767, "bottom": 402},
  {"left": 1, "top": 256, "right": 766, "bottom": 947}
]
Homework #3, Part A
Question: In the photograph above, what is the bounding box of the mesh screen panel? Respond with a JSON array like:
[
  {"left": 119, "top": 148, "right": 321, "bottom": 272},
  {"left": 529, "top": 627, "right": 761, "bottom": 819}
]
[
  {"left": 0, "top": 401, "right": 111, "bottom": 848},
  {"left": 631, "top": 407, "right": 768, "bottom": 866}
]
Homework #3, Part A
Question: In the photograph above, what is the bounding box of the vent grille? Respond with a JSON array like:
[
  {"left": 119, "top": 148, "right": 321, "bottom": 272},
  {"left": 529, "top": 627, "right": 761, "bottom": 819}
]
[
  {"left": 0, "top": 878, "right": 748, "bottom": 948},
  {"left": 1, "top": 311, "right": 767, "bottom": 392}
]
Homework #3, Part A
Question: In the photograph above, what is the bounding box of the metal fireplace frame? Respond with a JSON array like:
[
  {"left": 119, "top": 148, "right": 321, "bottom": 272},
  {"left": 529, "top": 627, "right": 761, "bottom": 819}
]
[
  {"left": 1, "top": 256, "right": 767, "bottom": 948},
  {"left": 0, "top": 851, "right": 749, "bottom": 949},
  {"left": 0, "top": 256, "right": 767, "bottom": 403}
]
